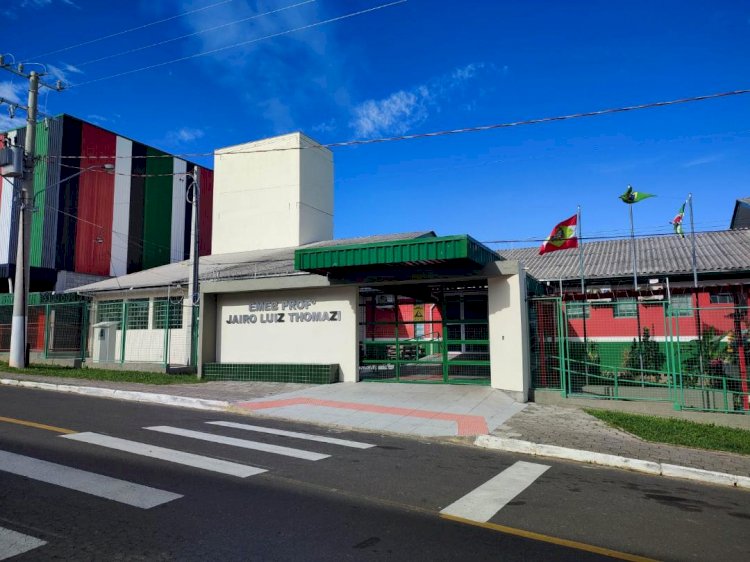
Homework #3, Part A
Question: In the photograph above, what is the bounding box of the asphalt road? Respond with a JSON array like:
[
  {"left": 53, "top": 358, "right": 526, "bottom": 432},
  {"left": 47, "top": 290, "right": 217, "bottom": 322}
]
[{"left": 0, "top": 386, "right": 748, "bottom": 561}]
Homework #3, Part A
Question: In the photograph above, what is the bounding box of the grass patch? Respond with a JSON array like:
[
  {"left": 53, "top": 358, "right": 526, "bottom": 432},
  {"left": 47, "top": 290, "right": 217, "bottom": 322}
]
[
  {"left": 584, "top": 408, "right": 750, "bottom": 455},
  {"left": 0, "top": 362, "right": 201, "bottom": 385}
]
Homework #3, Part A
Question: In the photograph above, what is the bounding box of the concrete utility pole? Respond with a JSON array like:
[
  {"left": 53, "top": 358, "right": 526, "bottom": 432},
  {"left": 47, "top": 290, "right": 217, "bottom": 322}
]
[
  {"left": 0, "top": 58, "right": 63, "bottom": 368},
  {"left": 9, "top": 71, "right": 39, "bottom": 368},
  {"left": 187, "top": 167, "right": 200, "bottom": 366}
]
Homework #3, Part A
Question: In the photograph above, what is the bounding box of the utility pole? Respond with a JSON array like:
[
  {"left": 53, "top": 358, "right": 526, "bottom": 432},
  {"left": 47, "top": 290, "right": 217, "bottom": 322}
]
[
  {"left": 187, "top": 167, "right": 200, "bottom": 367},
  {"left": 0, "top": 59, "right": 64, "bottom": 368},
  {"left": 9, "top": 71, "right": 39, "bottom": 368}
]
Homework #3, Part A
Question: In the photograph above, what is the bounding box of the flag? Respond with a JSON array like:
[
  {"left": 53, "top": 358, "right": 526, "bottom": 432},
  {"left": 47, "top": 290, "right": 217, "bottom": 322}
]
[
  {"left": 671, "top": 202, "right": 685, "bottom": 237},
  {"left": 620, "top": 185, "right": 655, "bottom": 204},
  {"left": 539, "top": 214, "right": 578, "bottom": 255}
]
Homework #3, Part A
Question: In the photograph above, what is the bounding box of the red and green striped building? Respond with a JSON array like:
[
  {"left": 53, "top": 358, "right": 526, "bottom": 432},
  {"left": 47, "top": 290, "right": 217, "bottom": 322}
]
[{"left": 0, "top": 114, "right": 213, "bottom": 291}]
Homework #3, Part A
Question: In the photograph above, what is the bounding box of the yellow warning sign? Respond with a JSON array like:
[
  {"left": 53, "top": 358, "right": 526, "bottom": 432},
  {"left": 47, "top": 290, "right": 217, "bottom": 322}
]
[{"left": 413, "top": 304, "right": 425, "bottom": 322}]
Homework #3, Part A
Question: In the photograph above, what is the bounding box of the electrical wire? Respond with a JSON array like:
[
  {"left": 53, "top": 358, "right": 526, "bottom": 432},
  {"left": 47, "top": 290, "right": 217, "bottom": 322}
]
[
  {"left": 23, "top": 0, "right": 237, "bottom": 61},
  {"left": 69, "top": 1, "right": 408, "bottom": 88},
  {"left": 75, "top": 0, "right": 316, "bottom": 68},
  {"left": 44, "top": 87, "right": 750, "bottom": 160}
]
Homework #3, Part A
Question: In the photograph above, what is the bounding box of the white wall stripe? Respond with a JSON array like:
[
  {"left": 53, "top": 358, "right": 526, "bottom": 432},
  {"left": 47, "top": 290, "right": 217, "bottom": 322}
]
[
  {"left": 0, "top": 526, "right": 47, "bottom": 560},
  {"left": 146, "top": 426, "right": 330, "bottom": 461},
  {"left": 440, "top": 461, "right": 550, "bottom": 523},
  {"left": 63, "top": 432, "right": 265, "bottom": 478},
  {"left": 0, "top": 449, "right": 182, "bottom": 509},
  {"left": 0, "top": 130, "right": 19, "bottom": 265},
  {"left": 170, "top": 159, "right": 187, "bottom": 262},
  {"left": 207, "top": 421, "right": 375, "bottom": 449},
  {"left": 110, "top": 136, "right": 132, "bottom": 276}
]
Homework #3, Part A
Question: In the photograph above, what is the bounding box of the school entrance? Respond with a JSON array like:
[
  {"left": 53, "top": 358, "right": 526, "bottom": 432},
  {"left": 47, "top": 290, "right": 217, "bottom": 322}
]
[{"left": 358, "top": 282, "right": 491, "bottom": 385}]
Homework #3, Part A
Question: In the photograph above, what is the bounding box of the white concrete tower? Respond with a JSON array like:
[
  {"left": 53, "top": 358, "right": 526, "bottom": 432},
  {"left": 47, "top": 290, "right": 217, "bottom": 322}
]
[{"left": 212, "top": 132, "right": 333, "bottom": 254}]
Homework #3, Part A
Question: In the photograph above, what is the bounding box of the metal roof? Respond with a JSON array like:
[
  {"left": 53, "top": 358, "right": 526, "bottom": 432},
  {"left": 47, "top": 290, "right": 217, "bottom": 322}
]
[
  {"left": 498, "top": 229, "right": 750, "bottom": 282},
  {"left": 69, "top": 231, "right": 435, "bottom": 293},
  {"left": 294, "top": 235, "right": 500, "bottom": 272}
]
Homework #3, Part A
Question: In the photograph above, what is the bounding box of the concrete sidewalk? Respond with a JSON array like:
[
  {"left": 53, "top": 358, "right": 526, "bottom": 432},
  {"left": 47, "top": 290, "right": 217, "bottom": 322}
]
[{"left": 1, "top": 373, "right": 749, "bottom": 486}]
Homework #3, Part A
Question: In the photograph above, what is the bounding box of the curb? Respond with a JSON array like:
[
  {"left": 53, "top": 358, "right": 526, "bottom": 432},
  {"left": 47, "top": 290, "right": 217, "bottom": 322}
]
[
  {"left": 0, "top": 378, "right": 231, "bottom": 412},
  {"left": 474, "top": 435, "right": 750, "bottom": 490}
]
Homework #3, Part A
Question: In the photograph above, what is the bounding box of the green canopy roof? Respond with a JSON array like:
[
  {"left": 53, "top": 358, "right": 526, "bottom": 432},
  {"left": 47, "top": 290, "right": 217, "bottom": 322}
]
[{"left": 294, "top": 235, "right": 499, "bottom": 273}]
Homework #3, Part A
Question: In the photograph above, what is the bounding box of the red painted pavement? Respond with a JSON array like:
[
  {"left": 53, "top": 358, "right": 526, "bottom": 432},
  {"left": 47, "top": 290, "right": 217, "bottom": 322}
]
[{"left": 236, "top": 397, "right": 489, "bottom": 436}]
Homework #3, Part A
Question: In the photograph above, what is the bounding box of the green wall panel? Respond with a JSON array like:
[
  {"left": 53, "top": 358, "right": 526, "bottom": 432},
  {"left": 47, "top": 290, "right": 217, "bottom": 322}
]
[
  {"left": 30, "top": 120, "right": 50, "bottom": 268},
  {"left": 142, "top": 147, "right": 173, "bottom": 269}
]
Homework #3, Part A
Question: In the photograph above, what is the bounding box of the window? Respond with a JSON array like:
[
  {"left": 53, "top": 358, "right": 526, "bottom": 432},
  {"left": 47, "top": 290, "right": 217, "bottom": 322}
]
[
  {"left": 97, "top": 300, "right": 122, "bottom": 324},
  {"left": 126, "top": 299, "right": 149, "bottom": 330},
  {"left": 566, "top": 302, "right": 589, "bottom": 319},
  {"left": 710, "top": 293, "right": 733, "bottom": 304},
  {"left": 153, "top": 298, "right": 183, "bottom": 329},
  {"left": 669, "top": 294, "right": 693, "bottom": 317},
  {"left": 613, "top": 298, "right": 637, "bottom": 318}
]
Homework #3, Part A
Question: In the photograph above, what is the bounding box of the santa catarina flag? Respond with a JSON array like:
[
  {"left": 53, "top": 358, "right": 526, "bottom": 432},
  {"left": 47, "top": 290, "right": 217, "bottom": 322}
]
[
  {"left": 539, "top": 214, "right": 578, "bottom": 255},
  {"left": 619, "top": 185, "right": 655, "bottom": 204},
  {"left": 671, "top": 202, "right": 686, "bottom": 237}
]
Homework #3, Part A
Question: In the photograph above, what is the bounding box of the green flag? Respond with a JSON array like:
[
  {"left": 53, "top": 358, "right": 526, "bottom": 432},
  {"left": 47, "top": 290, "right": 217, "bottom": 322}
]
[
  {"left": 671, "top": 202, "right": 685, "bottom": 237},
  {"left": 620, "top": 185, "right": 655, "bottom": 204}
]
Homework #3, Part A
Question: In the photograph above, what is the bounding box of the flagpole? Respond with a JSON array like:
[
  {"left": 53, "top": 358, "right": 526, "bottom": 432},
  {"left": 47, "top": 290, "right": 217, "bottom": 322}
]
[
  {"left": 688, "top": 192, "right": 705, "bottom": 377},
  {"left": 629, "top": 199, "right": 645, "bottom": 379},
  {"left": 688, "top": 193, "right": 698, "bottom": 288},
  {"left": 577, "top": 205, "right": 589, "bottom": 379}
]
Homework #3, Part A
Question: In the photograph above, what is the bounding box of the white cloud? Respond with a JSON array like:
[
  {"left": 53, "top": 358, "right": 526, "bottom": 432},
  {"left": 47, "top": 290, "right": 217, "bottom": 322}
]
[
  {"left": 47, "top": 63, "right": 83, "bottom": 86},
  {"left": 0, "top": 81, "right": 24, "bottom": 104},
  {"left": 165, "top": 127, "right": 205, "bottom": 144},
  {"left": 350, "top": 63, "right": 487, "bottom": 137},
  {"left": 351, "top": 91, "right": 427, "bottom": 137},
  {"left": 683, "top": 154, "right": 722, "bottom": 168}
]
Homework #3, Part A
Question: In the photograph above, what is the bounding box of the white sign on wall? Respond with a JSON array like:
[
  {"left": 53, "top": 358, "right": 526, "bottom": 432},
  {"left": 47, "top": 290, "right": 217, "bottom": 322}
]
[{"left": 225, "top": 298, "right": 342, "bottom": 325}]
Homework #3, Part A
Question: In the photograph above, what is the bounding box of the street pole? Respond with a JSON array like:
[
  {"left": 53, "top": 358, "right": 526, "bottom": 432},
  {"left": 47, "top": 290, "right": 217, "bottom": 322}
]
[
  {"left": 688, "top": 193, "right": 705, "bottom": 376},
  {"left": 187, "top": 167, "right": 200, "bottom": 367},
  {"left": 9, "top": 71, "right": 39, "bottom": 368},
  {"left": 577, "top": 205, "right": 589, "bottom": 378},
  {"left": 629, "top": 202, "right": 645, "bottom": 379}
]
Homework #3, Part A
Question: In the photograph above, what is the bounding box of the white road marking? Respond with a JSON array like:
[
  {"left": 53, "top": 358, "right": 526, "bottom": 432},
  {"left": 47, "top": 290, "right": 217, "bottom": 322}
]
[
  {"left": 145, "top": 426, "right": 330, "bottom": 461},
  {"left": 0, "top": 526, "right": 46, "bottom": 560},
  {"left": 0, "top": 449, "right": 181, "bottom": 509},
  {"left": 62, "top": 432, "right": 265, "bottom": 478},
  {"left": 440, "top": 461, "right": 550, "bottom": 523},
  {"left": 207, "top": 421, "right": 376, "bottom": 449}
]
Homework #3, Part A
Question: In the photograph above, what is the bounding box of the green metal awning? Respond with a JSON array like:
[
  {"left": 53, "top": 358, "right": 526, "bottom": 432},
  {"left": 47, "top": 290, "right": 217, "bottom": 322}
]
[{"left": 294, "top": 235, "right": 500, "bottom": 273}]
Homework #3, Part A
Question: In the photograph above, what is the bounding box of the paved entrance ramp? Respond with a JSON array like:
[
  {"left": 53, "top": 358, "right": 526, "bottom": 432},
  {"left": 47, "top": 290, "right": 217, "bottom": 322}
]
[{"left": 234, "top": 384, "right": 526, "bottom": 437}]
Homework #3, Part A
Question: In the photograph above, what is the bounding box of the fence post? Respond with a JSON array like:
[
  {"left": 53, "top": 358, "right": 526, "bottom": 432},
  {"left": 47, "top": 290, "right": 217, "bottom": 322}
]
[
  {"left": 120, "top": 301, "right": 127, "bottom": 365},
  {"left": 80, "top": 302, "right": 89, "bottom": 362},
  {"left": 558, "top": 299, "right": 568, "bottom": 397},
  {"left": 43, "top": 303, "right": 51, "bottom": 359},
  {"left": 163, "top": 299, "right": 170, "bottom": 369}
]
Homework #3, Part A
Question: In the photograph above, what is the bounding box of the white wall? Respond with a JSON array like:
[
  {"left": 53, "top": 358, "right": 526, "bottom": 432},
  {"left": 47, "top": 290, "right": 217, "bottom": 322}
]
[
  {"left": 212, "top": 132, "right": 333, "bottom": 254},
  {"left": 488, "top": 271, "right": 530, "bottom": 401},
  {"left": 216, "top": 286, "right": 358, "bottom": 381}
]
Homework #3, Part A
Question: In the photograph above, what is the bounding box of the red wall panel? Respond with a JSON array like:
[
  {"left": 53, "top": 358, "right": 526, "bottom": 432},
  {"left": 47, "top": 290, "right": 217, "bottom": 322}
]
[
  {"left": 74, "top": 124, "right": 116, "bottom": 275},
  {"left": 198, "top": 167, "right": 213, "bottom": 256}
]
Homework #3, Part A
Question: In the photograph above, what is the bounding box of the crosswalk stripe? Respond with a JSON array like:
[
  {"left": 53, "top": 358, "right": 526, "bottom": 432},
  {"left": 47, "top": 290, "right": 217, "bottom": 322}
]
[
  {"left": 207, "top": 421, "right": 376, "bottom": 449},
  {"left": 440, "top": 461, "right": 550, "bottom": 523},
  {"left": 145, "top": 426, "right": 330, "bottom": 461},
  {"left": 62, "top": 432, "right": 266, "bottom": 478},
  {"left": 0, "top": 526, "right": 46, "bottom": 560},
  {"left": 0, "top": 449, "right": 182, "bottom": 509}
]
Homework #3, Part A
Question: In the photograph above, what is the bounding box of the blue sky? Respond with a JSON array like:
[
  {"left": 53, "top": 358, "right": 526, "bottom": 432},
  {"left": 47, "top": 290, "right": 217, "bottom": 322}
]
[{"left": 2, "top": 0, "right": 749, "bottom": 250}]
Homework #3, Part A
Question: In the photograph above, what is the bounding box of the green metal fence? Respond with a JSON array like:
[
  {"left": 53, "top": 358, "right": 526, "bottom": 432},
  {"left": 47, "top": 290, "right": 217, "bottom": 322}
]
[
  {"left": 0, "top": 293, "right": 199, "bottom": 369},
  {"left": 529, "top": 296, "right": 750, "bottom": 414}
]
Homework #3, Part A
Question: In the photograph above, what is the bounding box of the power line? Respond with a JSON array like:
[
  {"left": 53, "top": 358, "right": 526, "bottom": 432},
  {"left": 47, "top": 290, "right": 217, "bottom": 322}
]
[
  {"left": 24, "top": 0, "right": 237, "bottom": 61},
  {"left": 44, "top": 86, "right": 750, "bottom": 160},
  {"left": 484, "top": 228, "right": 735, "bottom": 246},
  {"left": 70, "top": 0, "right": 408, "bottom": 88},
  {"left": 75, "top": 0, "right": 316, "bottom": 68}
]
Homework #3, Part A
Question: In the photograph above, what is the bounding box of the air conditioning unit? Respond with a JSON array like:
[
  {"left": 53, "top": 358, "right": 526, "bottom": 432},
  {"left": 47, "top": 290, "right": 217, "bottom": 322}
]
[{"left": 375, "top": 294, "right": 395, "bottom": 307}]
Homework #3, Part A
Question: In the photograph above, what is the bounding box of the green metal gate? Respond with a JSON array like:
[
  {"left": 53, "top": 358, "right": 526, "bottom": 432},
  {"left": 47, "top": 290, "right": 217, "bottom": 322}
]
[{"left": 359, "top": 289, "right": 491, "bottom": 385}]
